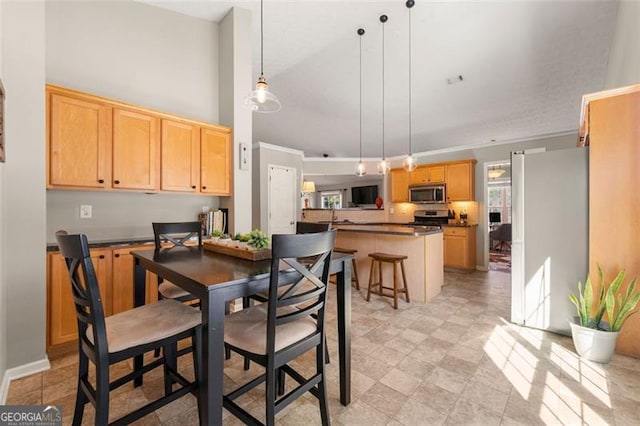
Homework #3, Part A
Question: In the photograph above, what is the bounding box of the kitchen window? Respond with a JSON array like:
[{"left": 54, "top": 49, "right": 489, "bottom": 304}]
[
  {"left": 321, "top": 191, "right": 342, "bottom": 209},
  {"left": 489, "top": 185, "right": 511, "bottom": 223}
]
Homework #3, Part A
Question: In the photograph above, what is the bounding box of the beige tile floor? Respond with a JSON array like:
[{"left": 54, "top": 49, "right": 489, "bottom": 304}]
[{"left": 7, "top": 270, "right": 640, "bottom": 425}]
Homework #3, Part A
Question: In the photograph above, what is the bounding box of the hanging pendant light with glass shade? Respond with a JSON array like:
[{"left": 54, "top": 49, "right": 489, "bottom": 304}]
[
  {"left": 245, "top": 0, "right": 281, "bottom": 113},
  {"left": 356, "top": 28, "right": 367, "bottom": 177},
  {"left": 377, "top": 14, "right": 391, "bottom": 175},
  {"left": 402, "top": 0, "right": 417, "bottom": 172}
]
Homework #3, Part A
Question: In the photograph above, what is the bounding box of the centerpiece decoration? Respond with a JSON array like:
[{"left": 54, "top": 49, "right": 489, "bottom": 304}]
[{"left": 204, "top": 229, "right": 271, "bottom": 261}]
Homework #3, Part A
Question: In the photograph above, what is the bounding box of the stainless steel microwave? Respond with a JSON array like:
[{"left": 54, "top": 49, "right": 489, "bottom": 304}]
[{"left": 409, "top": 184, "right": 446, "bottom": 204}]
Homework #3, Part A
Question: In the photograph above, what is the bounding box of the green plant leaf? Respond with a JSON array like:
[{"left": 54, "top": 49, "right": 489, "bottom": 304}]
[
  {"left": 584, "top": 275, "right": 594, "bottom": 326},
  {"left": 569, "top": 293, "right": 584, "bottom": 324},
  {"left": 612, "top": 289, "right": 640, "bottom": 331}
]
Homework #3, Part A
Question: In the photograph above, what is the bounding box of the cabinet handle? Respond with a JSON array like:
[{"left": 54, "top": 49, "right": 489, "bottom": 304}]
[
  {"left": 202, "top": 186, "right": 207, "bottom": 190},
  {"left": 114, "top": 180, "right": 120, "bottom": 184},
  {"left": 98, "top": 179, "right": 104, "bottom": 184},
  {"left": 99, "top": 255, "right": 105, "bottom": 259},
  {"left": 114, "top": 253, "right": 120, "bottom": 258},
  {"left": 191, "top": 185, "right": 196, "bottom": 189}
]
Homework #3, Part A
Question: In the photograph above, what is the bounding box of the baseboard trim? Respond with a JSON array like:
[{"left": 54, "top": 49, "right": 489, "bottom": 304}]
[
  {"left": 476, "top": 265, "right": 489, "bottom": 272},
  {"left": 0, "top": 357, "right": 50, "bottom": 404}
]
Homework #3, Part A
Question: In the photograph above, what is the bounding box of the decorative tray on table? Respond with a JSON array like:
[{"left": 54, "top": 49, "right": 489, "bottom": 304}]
[{"left": 203, "top": 241, "right": 271, "bottom": 261}]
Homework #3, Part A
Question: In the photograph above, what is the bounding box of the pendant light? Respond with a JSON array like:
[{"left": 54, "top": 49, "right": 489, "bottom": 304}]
[
  {"left": 402, "top": 0, "right": 417, "bottom": 172},
  {"left": 356, "top": 28, "right": 367, "bottom": 177},
  {"left": 245, "top": 0, "right": 281, "bottom": 113},
  {"left": 377, "top": 14, "right": 391, "bottom": 175}
]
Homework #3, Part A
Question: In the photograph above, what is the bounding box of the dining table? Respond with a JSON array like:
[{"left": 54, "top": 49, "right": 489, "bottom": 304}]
[{"left": 131, "top": 246, "right": 353, "bottom": 425}]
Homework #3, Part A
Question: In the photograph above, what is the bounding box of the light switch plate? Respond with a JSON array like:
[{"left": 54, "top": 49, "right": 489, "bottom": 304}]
[
  {"left": 239, "top": 143, "right": 249, "bottom": 170},
  {"left": 80, "top": 205, "right": 92, "bottom": 219}
]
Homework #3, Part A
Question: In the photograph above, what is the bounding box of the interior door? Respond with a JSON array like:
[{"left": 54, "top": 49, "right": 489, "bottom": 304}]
[{"left": 268, "top": 165, "right": 297, "bottom": 235}]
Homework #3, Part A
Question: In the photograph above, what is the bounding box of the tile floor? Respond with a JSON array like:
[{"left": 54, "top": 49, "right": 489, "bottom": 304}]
[{"left": 7, "top": 270, "right": 640, "bottom": 425}]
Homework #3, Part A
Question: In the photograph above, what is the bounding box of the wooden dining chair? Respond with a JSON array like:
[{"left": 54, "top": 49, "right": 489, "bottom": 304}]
[
  {"left": 55, "top": 231, "right": 202, "bottom": 426},
  {"left": 223, "top": 230, "right": 336, "bottom": 426},
  {"left": 152, "top": 221, "right": 202, "bottom": 303}
]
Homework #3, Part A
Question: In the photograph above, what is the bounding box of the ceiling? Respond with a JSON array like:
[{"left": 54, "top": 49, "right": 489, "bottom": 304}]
[{"left": 140, "top": 0, "right": 618, "bottom": 158}]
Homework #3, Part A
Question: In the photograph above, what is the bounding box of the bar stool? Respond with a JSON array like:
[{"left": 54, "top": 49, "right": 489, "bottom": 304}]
[
  {"left": 333, "top": 247, "right": 360, "bottom": 290},
  {"left": 366, "top": 252, "right": 410, "bottom": 309}
]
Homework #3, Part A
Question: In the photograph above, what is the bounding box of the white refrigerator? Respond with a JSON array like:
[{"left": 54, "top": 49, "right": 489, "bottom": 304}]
[{"left": 510, "top": 147, "right": 589, "bottom": 335}]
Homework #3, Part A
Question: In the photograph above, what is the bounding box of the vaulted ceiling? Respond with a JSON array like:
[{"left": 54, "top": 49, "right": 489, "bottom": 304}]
[{"left": 140, "top": 0, "right": 618, "bottom": 158}]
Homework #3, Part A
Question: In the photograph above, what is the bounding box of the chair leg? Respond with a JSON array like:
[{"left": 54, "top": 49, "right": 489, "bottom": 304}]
[
  {"left": 351, "top": 258, "right": 360, "bottom": 290},
  {"left": 325, "top": 340, "right": 330, "bottom": 364},
  {"left": 266, "top": 362, "right": 277, "bottom": 426},
  {"left": 392, "top": 261, "right": 399, "bottom": 310},
  {"left": 225, "top": 347, "right": 231, "bottom": 360},
  {"left": 72, "top": 351, "right": 89, "bottom": 426},
  {"left": 163, "top": 342, "right": 177, "bottom": 395},
  {"left": 400, "top": 260, "right": 410, "bottom": 303},
  {"left": 277, "top": 368, "right": 286, "bottom": 396},
  {"left": 244, "top": 357, "right": 251, "bottom": 371},
  {"left": 366, "top": 258, "right": 375, "bottom": 301},
  {"left": 317, "top": 341, "right": 330, "bottom": 426},
  {"left": 192, "top": 328, "right": 203, "bottom": 409},
  {"left": 95, "top": 357, "right": 110, "bottom": 426}
]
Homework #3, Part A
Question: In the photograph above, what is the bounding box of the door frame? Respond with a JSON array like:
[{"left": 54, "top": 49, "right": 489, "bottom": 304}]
[
  {"left": 267, "top": 164, "right": 297, "bottom": 236},
  {"left": 483, "top": 159, "right": 511, "bottom": 270}
]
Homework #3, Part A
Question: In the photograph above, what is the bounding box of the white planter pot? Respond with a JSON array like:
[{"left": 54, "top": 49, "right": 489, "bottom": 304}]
[{"left": 570, "top": 321, "right": 619, "bottom": 363}]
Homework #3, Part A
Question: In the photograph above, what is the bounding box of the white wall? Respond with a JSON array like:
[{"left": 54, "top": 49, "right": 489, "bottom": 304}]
[
  {"left": 0, "top": 0, "right": 6, "bottom": 401},
  {"left": 46, "top": 1, "right": 222, "bottom": 241},
  {"left": 3, "top": 0, "right": 47, "bottom": 370},
  {"left": 219, "top": 7, "right": 253, "bottom": 235},
  {"left": 605, "top": 0, "right": 640, "bottom": 89}
]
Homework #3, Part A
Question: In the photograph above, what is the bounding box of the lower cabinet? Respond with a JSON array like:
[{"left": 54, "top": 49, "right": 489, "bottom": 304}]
[
  {"left": 443, "top": 226, "right": 477, "bottom": 270},
  {"left": 47, "top": 245, "right": 158, "bottom": 349}
]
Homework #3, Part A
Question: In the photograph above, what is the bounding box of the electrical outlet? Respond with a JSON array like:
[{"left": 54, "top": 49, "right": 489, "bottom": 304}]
[{"left": 80, "top": 205, "right": 92, "bottom": 219}]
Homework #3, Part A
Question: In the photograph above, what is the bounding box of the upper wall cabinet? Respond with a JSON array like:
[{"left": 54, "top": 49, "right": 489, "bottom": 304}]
[
  {"left": 46, "top": 84, "right": 232, "bottom": 196},
  {"left": 390, "top": 169, "right": 409, "bottom": 202},
  {"left": 48, "top": 92, "right": 112, "bottom": 188},
  {"left": 410, "top": 165, "right": 445, "bottom": 185},
  {"left": 446, "top": 161, "right": 475, "bottom": 201}
]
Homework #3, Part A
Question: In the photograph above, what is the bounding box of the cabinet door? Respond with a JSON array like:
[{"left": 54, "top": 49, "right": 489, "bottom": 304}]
[
  {"left": 161, "top": 119, "right": 200, "bottom": 192},
  {"left": 48, "top": 92, "right": 111, "bottom": 188},
  {"left": 443, "top": 235, "right": 468, "bottom": 268},
  {"left": 48, "top": 249, "right": 112, "bottom": 347},
  {"left": 390, "top": 169, "right": 409, "bottom": 202},
  {"left": 446, "top": 162, "right": 473, "bottom": 201},
  {"left": 112, "top": 246, "right": 159, "bottom": 314},
  {"left": 409, "top": 167, "right": 426, "bottom": 185},
  {"left": 427, "top": 165, "right": 445, "bottom": 183},
  {"left": 200, "top": 127, "right": 231, "bottom": 195},
  {"left": 112, "top": 108, "right": 160, "bottom": 190}
]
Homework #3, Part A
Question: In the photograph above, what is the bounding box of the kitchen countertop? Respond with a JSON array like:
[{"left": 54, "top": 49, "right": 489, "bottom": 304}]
[
  {"left": 442, "top": 223, "right": 478, "bottom": 228},
  {"left": 334, "top": 224, "right": 442, "bottom": 236}
]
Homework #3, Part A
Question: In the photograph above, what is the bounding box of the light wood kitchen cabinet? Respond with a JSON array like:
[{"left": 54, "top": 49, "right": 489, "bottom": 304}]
[
  {"left": 390, "top": 169, "right": 409, "bottom": 202},
  {"left": 48, "top": 91, "right": 112, "bottom": 189},
  {"left": 160, "top": 119, "right": 200, "bottom": 192},
  {"left": 446, "top": 161, "right": 475, "bottom": 201},
  {"left": 112, "top": 108, "right": 160, "bottom": 191},
  {"left": 409, "top": 165, "right": 445, "bottom": 185},
  {"left": 200, "top": 126, "right": 232, "bottom": 195},
  {"left": 46, "top": 84, "right": 232, "bottom": 196},
  {"left": 48, "top": 249, "right": 112, "bottom": 347},
  {"left": 111, "top": 246, "right": 158, "bottom": 315},
  {"left": 443, "top": 226, "right": 477, "bottom": 270}
]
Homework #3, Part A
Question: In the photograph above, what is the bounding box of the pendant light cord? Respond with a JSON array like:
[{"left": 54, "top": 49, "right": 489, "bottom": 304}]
[
  {"left": 381, "top": 16, "right": 386, "bottom": 160},
  {"left": 260, "top": 0, "right": 264, "bottom": 76},
  {"left": 408, "top": 5, "right": 412, "bottom": 156},
  {"left": 359, "top": 32, "right": 363, "bottom": 162}
]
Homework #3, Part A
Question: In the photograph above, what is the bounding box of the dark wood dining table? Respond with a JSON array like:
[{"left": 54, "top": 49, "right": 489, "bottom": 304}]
[{"left": 131, "top": 247, "right": 352, "bottom": 425}]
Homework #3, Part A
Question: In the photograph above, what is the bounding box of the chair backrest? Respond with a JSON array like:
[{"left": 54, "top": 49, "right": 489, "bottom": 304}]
[
  {"left": 266, "top": 230, "right": 336, "bottom": 355},
  {"left": 152, "top": 222, "right": 202, "bottom": 253},
  {"left": 296, "top": 222, "right": 331, "bottom": 234},
  {"left": 55, "top": 230, "right": 109, "bottom": 356}
]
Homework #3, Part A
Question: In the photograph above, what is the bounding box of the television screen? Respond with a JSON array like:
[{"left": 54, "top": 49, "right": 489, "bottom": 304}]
[
  {"left": 489, "top": 212, "right": 501, "bottom": 223},
  {"left": 352, "top": 185, "right": 378, "bottom": 205}
]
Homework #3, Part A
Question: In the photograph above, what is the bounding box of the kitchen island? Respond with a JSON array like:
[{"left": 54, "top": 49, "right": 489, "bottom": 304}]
[{"left": 333, "top": 224, "right": 444, "bottom": 303}]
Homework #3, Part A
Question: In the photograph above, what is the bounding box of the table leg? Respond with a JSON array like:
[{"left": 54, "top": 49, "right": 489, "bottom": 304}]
[
  {"left": 199, "top": 290, "right": 227, "bottom": 425},
  {"left": 336, "top": 258, "right": 352, "bottom": 406},
  {"left": 133, "top": 259, "right": 146, "bottom": 387}
]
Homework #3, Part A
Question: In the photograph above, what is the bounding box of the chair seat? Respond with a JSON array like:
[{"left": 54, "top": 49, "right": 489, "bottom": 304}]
[
  {"left": 87, "top": 300, "right": 201, "bottom": 353},
  {"left": 334, "top": 247, "right": 357, "bottom": 255},
  {"left": 368, "top": 252, "right": 408, "bottom": 262},
  {"left": 225, "top": 304, "right": 317, "bottom": 355},
  {"left": 158, "top": 280, "right": 191, "bottom": 299}
]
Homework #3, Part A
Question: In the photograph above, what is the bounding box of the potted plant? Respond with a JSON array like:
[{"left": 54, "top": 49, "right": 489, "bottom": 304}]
[
  {"left": 210, "top": 229, "right": 223, "bottom": 242},
  {"left": 247, "top": 230, "right": 269, "bottom": 251},
  {"left": 218, "top": 233, "right": 232, "bottom": 246},
  {"left": 569, "top": 265, "right": 640, "bottom": 363},
  {"left": 232, "top": 233, "right": 250, "bottom": 250}
]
